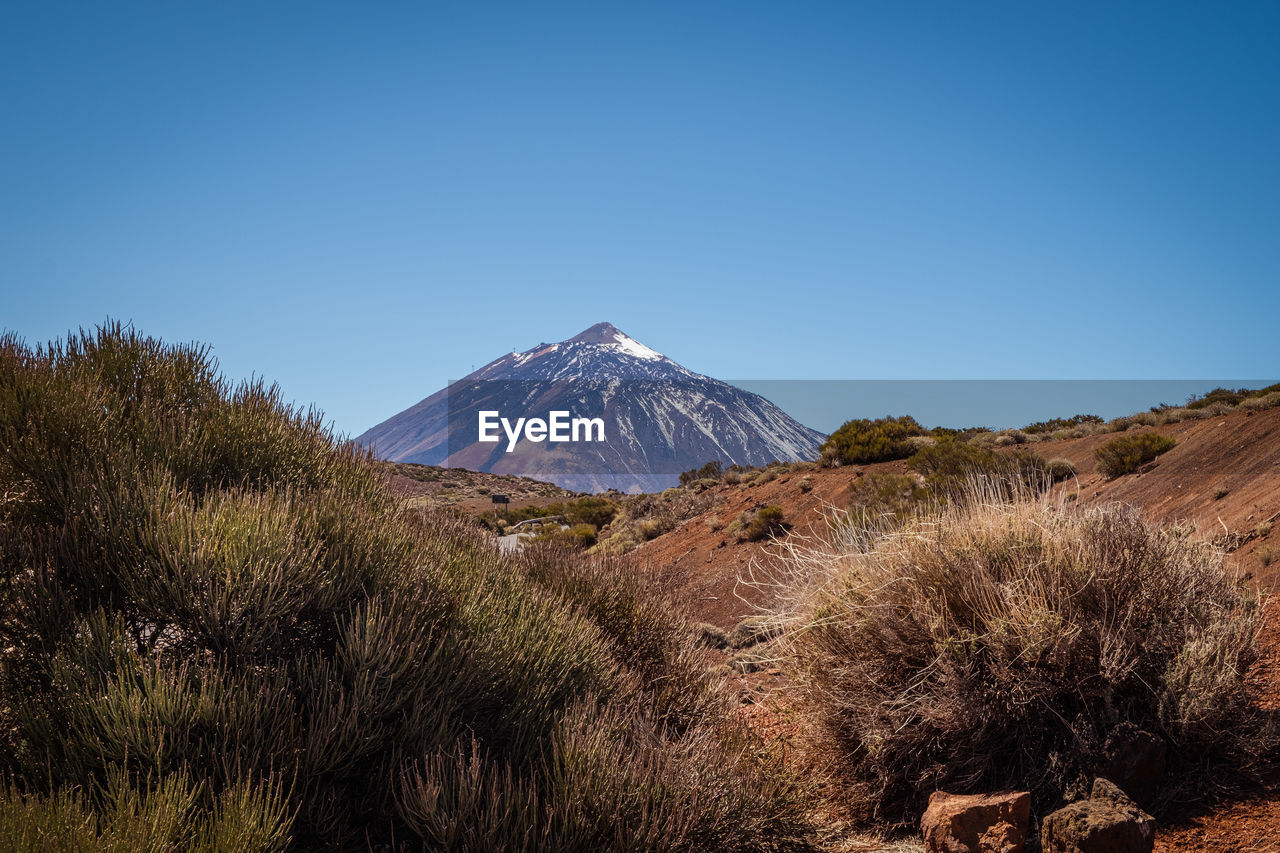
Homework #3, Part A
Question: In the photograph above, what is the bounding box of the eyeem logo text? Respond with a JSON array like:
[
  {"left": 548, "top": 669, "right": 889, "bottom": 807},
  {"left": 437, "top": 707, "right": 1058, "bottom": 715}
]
[{"left": 478, "top": 411, "right": 606, "bottom": 452}]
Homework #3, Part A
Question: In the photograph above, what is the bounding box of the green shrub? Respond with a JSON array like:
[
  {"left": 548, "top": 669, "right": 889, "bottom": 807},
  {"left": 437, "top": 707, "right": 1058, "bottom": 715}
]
[
  {"left": 0, "top": 324, "right": 811, "bottom": 851},
  {"left": 787, "top": 496, "right": 1270, "bottom": 822},
  {"left": 739, "top": 506, "right": 789, "bottom": 542},
  {"left": 679, "top": 460, "right": 724, "bottom": 485},
  {"left": 1095, "top": 432, "right": 1177, "bottom": 478},
  {"left": 534, "top": 523, "right": 600, "bottom": 548},
  {"left": 1187, "top": 387, "right": 1249, "bottom": 410},
  {"left": 1022, "top": 414, "right": 1104, "bottom": 435},
  {"left": 819, "top": 416, "right": 928, "bottom": 466}
]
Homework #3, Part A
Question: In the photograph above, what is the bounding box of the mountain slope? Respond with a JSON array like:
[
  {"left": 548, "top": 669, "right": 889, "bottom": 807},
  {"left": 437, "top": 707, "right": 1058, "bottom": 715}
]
[{"left": 357, "top": 322, "right": 824, "bottom": 491}]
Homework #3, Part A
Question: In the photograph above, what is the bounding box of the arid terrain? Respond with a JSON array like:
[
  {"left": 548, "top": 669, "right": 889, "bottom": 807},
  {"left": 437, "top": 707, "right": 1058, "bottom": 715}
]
[
  {"left": 389, "top": 404, "right": 1280, "bottom": 849},
  {"left": 622, "top": 404, "right": 1280, "bottom": 851},
  {"left": 632, "top": 406, "right": 1280, "bottom": 629}
]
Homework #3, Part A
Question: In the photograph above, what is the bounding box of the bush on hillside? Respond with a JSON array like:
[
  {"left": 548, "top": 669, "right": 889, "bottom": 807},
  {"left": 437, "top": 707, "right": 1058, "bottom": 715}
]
[
  {"left": 679, "top": 460, "right": 724, "bottom": 485},
  {"left": 0, "top": 323, "right": 811, "bottom": 851},
  {"left": 1022, "top": 414, "right": 1104, "bottom": 435},
  {"left": 819, "top": 416, "right": 928, "bottom": 466},
  {"left": 1045, "top": 458, "right": 1077, "bottom": 482},
  {"left": 906, "top": 441, "right": 1049, "bottom": 502},
  {"left": 1095, "top": 432, "right": 1176, "bottom": 478},
  {"left": 785, "top": 495, "right": 1270, "bottom": 823},
  {"left": 845, "top": 473, "right": 932, "bottom": 529},
  {"left": 739, "top": 506, "right": 789, "bottom": 542}
]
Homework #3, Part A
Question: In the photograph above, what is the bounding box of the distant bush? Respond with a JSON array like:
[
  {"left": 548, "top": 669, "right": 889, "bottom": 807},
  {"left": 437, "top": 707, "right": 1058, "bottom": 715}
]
[
  {"left": 1095, "top": 432, "right": 1177, "bottom": 478},
  {"left": 0, "top": 324, "right": 810, "bottom": 851},
  {"left": 1187, "top": 387, "right": 1251, "bottom": 410},
  {"left": 786, "top": 496, "right": 1270, "bottom": 821},
  {"left": 533, "top": 522, "right": 600, "bottom": 548},
  {"left": 820, "top": 416, "right": 928, "bottom": 466},
  {"left": 592, "top": 490, "right": 714, "bottom": 556},
  {"left": 1045, "top": 458, "right": 1077, "bottom": 482},
  {"left": 494, "top": 496, "right": 619, "bottom": 530},
  {"left": 679, "top": 460, "right": 724, "bottom": 486},
  {"left": 1023, "top": 414, "right": 1104, "bottom": 435},
  {"left": 739, "top": 506, "right": 789, "bottom": 542},
  {"left": 1241, "top": 391, "right": 1280, "bottom": 411}
]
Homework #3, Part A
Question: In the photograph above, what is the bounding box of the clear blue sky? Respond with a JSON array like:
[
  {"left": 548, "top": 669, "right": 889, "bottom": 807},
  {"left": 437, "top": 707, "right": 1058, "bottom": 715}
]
[{"left": 3, "top": 1, "right": 1278, "bottom": 437}]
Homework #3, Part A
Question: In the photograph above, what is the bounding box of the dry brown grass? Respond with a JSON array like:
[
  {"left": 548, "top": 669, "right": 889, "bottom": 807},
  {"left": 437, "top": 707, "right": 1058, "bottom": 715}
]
[{"left": 761, "top": 484, "right": 1271, "bottom": 825}]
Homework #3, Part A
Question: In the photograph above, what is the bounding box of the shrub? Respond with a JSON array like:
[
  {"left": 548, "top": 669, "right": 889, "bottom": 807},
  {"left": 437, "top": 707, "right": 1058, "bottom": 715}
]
[
  {"left": 1095, "top": 432, "right": 1177, "bottom": 478},
  {"left": 679, "top": 460, "right": 724, "bottom": 485},
  {"left": 1187, "top": 387, "right": 1249, "bottom": 410},
  {"left": 534, "top": 523, "right": 600, "bottom": 548},
  {"left": 739, "top": 506, "right": 789, "bottom": 542},
  {"left": 1240, "top": 391, "right": 1280, "bottom": 411},
  {"left": 1045, "top": 458, "right": 1077, "bottom": 482},
  {"left": 845, "top": 473, "right": 932, "bottom": 530},
  {"left": 784, "top": 496, "right": 1269, "bottom": 822},
  {"left": 1023, "top": 414, "right": 1104, "bottom": 435},
  {"left": 0, "top": 324, "right": 811, "bottom": 851},
  {"left": 819, "top": 416, "right": 928, "bottom": 466},
  {"left": 907, "top": 442, "right": 1049, "bottom": 502}
]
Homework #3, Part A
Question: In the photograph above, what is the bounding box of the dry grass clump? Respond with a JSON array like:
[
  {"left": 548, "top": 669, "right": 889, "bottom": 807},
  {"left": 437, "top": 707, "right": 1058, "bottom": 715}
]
[
  {"left": 781, "top": 492, "right": 1269, "bottom": 824},
  {"left": 1045, "top": 458, "right": 1077, "bottom": 482},
  {"left": 0, "top": 323, "right": 813, "bottom": 851}
]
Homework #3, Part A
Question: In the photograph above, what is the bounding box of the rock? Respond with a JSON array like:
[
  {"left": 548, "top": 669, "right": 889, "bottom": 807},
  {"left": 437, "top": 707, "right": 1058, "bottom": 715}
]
[
  {"left": 1041, "top": 778, "right": 1157, "bottom": 853},
  {"left": 1096, "top": 724, "right": 1166, "bottom": 808},
  {"left": 921, "top": 790, "right": 1031, "bottom": 853}
]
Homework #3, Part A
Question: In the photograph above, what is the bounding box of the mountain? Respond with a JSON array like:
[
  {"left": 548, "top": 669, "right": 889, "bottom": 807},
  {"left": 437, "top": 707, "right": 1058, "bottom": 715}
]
[{"left": 356, "top": 322, "right": 825, "bottom": 492}]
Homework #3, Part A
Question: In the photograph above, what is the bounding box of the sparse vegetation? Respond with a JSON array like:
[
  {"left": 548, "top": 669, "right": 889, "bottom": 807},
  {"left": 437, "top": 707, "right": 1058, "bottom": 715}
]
[
  {"left": 679, "top": 460, "right": 724, "bottom": 485},
  {"left": 739, "top": 506, "right": 789, "bottom": 542},
  {"left": 1023, "top": 414, "right": 1104, "bottom": 434},
  {"left": 1095, "top": 432, "right": 1177, "bottom": 478},
  {"left": 907, "top": 442, "right": 1049, "bottom": 502},
  {"left": 845, "top": 472, "right": 932, "bottom": 529},
  {"left": 783, "top": 493, "right": 1270, "bottom": 822},
  {"left": 0, "top": 324, "right": 812, "bottom": 852},
  {"left": 592, "top": 488, "right": 715, "bottom": 555}
]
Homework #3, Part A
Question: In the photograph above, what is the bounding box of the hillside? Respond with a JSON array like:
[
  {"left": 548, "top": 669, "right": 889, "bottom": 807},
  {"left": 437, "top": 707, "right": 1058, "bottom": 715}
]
[
  {"left": 377, "top": 460, "right": 582, "bottom": 509},
  {"left": 628, "top": 404, "right": 1280, "bottom": 631},
  {"left": 621, "top": 403, "right": 1280, "bottom": 850}
]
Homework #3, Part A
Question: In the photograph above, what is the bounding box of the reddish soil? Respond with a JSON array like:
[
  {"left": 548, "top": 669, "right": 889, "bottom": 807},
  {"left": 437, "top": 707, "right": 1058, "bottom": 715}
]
[
  {"left": 633, "top": 406, "right": 1280, "bottom": 628},
  {"left": 628, "top": 405, "right": 1280, "bottom": 850}
]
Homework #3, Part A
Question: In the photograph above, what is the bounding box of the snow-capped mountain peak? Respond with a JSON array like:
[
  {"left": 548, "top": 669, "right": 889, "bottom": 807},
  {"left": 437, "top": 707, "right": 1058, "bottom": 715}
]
[{"left": 357, "top": 322, "right": 824, "bottom": 491}]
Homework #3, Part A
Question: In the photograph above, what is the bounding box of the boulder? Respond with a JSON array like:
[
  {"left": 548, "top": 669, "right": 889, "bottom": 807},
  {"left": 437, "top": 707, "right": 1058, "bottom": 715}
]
[
  {"left": 921, "top": 790, "right": 1031, "bottom": 853},
  {"left": 1041, "top": 778, "right": 1157, "bottom": 853},
  {"left": 1096, "top": 724, "right": 1166, "bottom": 808}
]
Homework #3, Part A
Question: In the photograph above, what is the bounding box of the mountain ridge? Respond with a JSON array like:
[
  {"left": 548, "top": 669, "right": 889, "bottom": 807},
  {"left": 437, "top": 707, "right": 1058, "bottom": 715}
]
[{"left": 356, "top": 322, "right": 824, "bottom": 491}]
